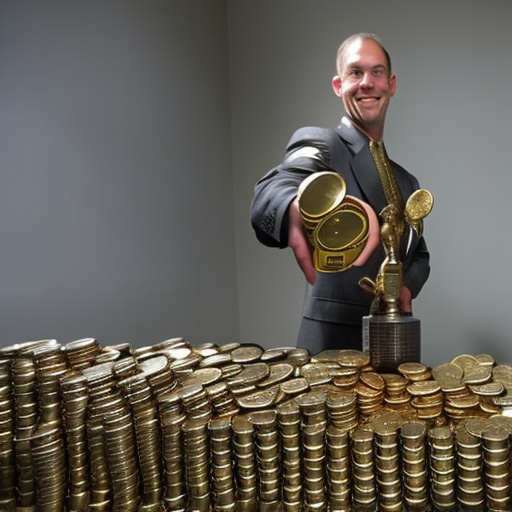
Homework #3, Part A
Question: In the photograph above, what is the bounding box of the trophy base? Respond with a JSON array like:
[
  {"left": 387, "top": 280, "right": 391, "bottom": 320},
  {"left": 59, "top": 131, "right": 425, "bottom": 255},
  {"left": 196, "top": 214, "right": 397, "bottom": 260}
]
[{"left": 362, "top": 314, "right": 421, "bottom": 373}]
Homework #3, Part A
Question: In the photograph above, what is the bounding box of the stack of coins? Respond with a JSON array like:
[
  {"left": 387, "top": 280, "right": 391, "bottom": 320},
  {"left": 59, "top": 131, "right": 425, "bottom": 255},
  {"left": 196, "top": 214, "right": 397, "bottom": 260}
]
[
  {"left": 209, "top": 417, "right": 236, "bottom": 511},
  {"left": 276, "top": 400, "right": 302, "bottom": 511},
  {"left": 30, "top": 423, "right": 66, "bottom": 512},
  {"left": 183, "top": 418, "right": 210, "bottom": 512},
  {"left": 282, "top": 348, "right": 310, "bottom": 370},
  {"left": 160, "top": 408, "right": 187, "bottom": 511},
  {"left": 248, "top": 409, "right": 281, "bottom": 510},
  {"left": 179, "top": 382, "right": 212, "bottom": 421},
  {"left": 64, "top": 338, "right": 101, "bottom": 371},
  {"left": 205, "top": 380, "right": 240, "bottom": 418},
  {"left": 12, "top": 349, "right": 37, "bottom": 509},
  {"left": 381, "top": 373, "right": 413, "bottom": 415},
  {"left": 113, "top": 355, "right": 139, "bottom": 379},
  {"left": 82, "top": 363, "right": 115, "bottom": 510},
  {"left": 432, "top": 361, "right": 483, "bottom": 421},
  {"left": 332, "top": 366, "right": 360, "bottom": 390},
  {"left": 102, "top": 400, "right": 140, "bottom": 512},
  {"left": 371, "top": 411, "right": 403, "bottom": 512},
  {"left": 326, "top": 389, "right": 359, "bottom": 432},
  {"left": 168, "top": 351, "right": 201, "bottom": 380},
  {"left": 428, "top": 425, "right": 456, "bottom": 510},
  {"left": 397, "top": 362, "right": 432, "bottom": 382},
  {"left": 61, "top": 372, "right": 90, "bottom": 512},
  {"left": 407, "top": 380, "right": 444, "bottom": 423},
  {"left": 116, "top": 371, "right": 163, "bottom": 510},
  {"left": 354, "top": 371, "right": 385, "bottom": 418},
  {"left": 350, "top": 427, "right": 377, "bottom": 511},
  {"left": 400, "top": 420, "right": 429, "bottom": 511},
  {"left": 0, "top": 352, "right": 16, "bottom": 512},
  {"left": 455, "top": 424, "right": 485, "bottom": 510},
  {"left": 231, "top": 414, "right": 257, "bottom": 511},
  {"left": 85, "top": 415, "right": 110, "bottom": 510},
  {"left": 32, "top": 342, "right": 68, "bottom": 426},
  {"left": 296, "top": 389, "right": 328, "bottom": 429},
  {"left": 220, "top": 360, "right": 243, "bottom": 379},
  {"left": 326, "top": 424, "right": 351, "bottom": 512},
  {"left": 302, "top": 421, "right": 327, "bottom": 511},
  {"left": 481, "top": 422, "right": 511, "bottom": 511},
  {"left": 139, "top": 354, "right": 177, "bottom": 398},
  {"left": 490, "top": 363, "right": 512, "bottom": 412},
  {"left": 469, "top": 381, "right": 504, "bottom": 415}
]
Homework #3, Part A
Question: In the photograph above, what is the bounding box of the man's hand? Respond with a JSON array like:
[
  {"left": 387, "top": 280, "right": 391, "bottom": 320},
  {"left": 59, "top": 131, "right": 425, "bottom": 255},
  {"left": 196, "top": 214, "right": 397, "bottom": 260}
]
[
  {"left": 288, "top": 198, "right": 317, "bottom": 285},
  {"left": 350, "top": 196, "right": 380, "bottom": 267},
  {"left": 288, "top": 195, "right": 381, "bottom": 285},
  {"left": 398, "top": 286, "right": 412, "bottom": 313}
]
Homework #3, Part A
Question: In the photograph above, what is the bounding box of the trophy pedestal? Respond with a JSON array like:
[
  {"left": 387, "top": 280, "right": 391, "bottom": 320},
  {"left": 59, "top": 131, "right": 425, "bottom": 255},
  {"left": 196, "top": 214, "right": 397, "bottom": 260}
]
[{"left": 362, "top": 314, "right": 421, "bottom": 373}]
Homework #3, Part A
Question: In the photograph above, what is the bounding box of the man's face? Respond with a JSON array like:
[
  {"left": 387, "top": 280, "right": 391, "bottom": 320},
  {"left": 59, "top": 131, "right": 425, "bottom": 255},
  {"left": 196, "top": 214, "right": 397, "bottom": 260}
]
[{"left": 332, "top": 38, "right": 396, "bottom": 139}]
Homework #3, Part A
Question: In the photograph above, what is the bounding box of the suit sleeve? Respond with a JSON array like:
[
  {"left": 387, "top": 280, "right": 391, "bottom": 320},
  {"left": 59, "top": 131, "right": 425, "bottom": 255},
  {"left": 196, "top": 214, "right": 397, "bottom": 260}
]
[
  {"left": 250, "top": 127, "right": 340, "bottom": 248},
  {"left": 403, "top": 235, "right": 430, "bottom": 299},
  {"left": 399, "top": 170, "right": 431, "bottom": 299}
]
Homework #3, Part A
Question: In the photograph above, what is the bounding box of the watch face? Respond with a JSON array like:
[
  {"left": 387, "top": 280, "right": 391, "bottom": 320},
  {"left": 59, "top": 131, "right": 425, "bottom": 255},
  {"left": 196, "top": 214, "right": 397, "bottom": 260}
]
[{"left": 298, "top": 171, "right": 346, "bottom": 222}]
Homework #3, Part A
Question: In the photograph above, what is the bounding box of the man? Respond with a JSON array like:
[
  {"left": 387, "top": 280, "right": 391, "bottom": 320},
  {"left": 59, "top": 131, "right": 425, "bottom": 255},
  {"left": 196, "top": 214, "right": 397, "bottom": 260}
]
[{"left": 250, "top": 33, "right": 430, "bottom": 354}]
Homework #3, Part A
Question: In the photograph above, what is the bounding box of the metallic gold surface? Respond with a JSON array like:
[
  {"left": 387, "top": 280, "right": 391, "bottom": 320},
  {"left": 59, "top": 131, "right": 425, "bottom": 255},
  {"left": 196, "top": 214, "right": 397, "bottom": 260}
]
[
  {"left": 4, "top": 338, "right": 512, "bottom": 511},
  {"left": 298, "top": 171, "right": 370, "bottom": 272}
]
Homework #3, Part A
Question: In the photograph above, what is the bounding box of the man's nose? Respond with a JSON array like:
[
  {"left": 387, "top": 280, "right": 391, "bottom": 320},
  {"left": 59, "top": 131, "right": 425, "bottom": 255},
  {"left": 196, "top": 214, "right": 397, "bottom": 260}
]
[{"left": 359, "top": 72, "right": 373, "bottom": 86}]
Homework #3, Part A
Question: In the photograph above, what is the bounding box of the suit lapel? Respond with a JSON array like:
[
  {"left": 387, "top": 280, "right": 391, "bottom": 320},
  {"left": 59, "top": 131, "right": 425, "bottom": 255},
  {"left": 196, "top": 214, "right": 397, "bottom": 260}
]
[{"left": 335, "top": 119, "right": 388, "bottom": 213}]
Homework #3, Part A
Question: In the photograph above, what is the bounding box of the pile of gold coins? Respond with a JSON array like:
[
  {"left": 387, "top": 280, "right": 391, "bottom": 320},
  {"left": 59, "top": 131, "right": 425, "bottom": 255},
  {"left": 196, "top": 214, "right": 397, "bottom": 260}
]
[{"left": 0, "top": 338, "right": 512, "bottom": 512}]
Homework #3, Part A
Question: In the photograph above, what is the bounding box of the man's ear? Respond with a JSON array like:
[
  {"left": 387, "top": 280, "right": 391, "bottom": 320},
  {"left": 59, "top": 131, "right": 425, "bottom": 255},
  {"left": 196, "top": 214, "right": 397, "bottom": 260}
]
[{"left": 332, "top": 75, "right": 343, "bottom": 97}]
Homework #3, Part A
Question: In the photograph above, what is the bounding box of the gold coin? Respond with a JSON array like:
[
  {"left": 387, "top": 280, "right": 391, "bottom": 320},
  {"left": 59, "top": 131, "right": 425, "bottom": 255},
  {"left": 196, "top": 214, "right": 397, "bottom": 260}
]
[
  {"left": 469, "top": 382, "right": 504, "bottom": 396},
  {"left": 359, "top": 372, "right": 386, "bottom": 391},
  {"left": 280, "top": 377, "right": 309, "bottom": 396},
  {"left": 405, "top": 189, "right": 433, "bottom": 222},
  {"left": 231, "top": 345, "right": 263, "bottom": 364},
  {"left": 406, "top": 380, "right": 441, "bottom": 396},
  {"left": 432, "top": 362, "right": 464, "bottom": 382},
  {"left": 451, "top": 354, "right": 478, "bottom": 373},
  {"left": 257, "top": 363, "right": 294, "bottom": 388},
  {"left": 300, "top": 363, "right": 332, "bottom": 386},
  {"left": 236, "top": 386, "right": 280, "bottom": 410},
  {"left": 327, "top": 349, "right": 369, "bottom": 369}
]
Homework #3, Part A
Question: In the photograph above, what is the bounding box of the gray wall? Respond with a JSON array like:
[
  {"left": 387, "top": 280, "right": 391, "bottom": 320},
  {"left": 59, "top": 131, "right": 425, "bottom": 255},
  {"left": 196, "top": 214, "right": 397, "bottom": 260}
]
[
  {"left": 232, "top": 0, "right": 512, "bottom": 368},
  {"left": 0, "top": 1, "right": 239, "bottom": 347},
  {"left": 1, "top": 1, "right": 512, "bottom": 370}
]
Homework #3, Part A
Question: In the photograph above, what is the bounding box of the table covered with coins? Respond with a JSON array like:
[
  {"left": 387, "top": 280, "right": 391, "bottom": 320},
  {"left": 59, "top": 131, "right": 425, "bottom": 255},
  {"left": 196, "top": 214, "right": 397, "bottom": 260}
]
[{"left": 1, "top": 338, "right": 512, "bottom": 512}]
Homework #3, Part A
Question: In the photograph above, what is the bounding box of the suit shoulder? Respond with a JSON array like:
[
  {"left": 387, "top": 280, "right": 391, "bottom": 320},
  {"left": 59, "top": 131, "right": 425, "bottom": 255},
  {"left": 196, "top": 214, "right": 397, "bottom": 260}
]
[{"left": 286, "top": 126, "right": 340, "bottom": 149}]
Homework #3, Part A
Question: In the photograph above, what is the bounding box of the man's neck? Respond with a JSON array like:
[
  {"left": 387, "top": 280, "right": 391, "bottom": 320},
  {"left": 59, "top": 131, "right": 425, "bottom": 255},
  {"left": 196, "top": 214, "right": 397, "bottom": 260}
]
[{"left": 345, "top": 117, "right": 384, "bottom": 142}]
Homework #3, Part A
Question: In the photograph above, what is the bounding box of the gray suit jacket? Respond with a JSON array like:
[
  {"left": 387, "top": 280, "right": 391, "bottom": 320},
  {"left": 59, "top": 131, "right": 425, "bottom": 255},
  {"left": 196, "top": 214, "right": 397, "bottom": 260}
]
[{"left": 250, "top": 117, "right": 430, "bottom": 350}]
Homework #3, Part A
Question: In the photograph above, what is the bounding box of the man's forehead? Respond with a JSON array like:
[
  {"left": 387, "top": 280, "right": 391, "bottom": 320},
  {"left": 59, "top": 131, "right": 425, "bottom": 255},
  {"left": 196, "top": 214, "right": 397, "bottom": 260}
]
[{"left": 342, "top": 40, "right": 388, "bottom": 69}]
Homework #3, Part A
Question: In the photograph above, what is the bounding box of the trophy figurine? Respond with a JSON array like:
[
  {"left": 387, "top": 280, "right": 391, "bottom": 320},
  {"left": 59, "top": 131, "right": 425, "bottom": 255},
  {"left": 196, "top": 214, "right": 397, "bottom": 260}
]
[{"left": 360, "top": 189, "right": 433, "bottom": 372}]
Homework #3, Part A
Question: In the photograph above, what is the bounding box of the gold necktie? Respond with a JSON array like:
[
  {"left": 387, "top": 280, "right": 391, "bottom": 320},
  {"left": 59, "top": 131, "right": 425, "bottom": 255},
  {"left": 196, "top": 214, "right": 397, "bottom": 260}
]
[{"left": 369, "top": 140, "right": 403, "bottom": 213}]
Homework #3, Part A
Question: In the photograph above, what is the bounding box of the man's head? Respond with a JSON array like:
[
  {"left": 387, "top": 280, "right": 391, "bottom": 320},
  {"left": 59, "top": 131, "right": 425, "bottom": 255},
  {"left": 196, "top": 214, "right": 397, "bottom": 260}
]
[{"left": 332, "top": 33, "right": 396, "bottom": 141}]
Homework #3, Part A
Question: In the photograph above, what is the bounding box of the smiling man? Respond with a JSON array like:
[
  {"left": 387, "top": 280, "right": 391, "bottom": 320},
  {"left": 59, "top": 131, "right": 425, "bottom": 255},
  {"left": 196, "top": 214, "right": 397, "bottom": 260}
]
[{"left": 250, "top": 32, "right": 430, "bottom": 355}]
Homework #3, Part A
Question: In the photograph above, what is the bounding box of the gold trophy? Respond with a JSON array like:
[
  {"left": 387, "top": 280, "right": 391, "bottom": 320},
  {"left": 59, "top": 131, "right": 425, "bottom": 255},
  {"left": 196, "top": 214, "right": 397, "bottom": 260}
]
[
  {"left": 298, "top": 168, "right": 433, "bottom": 372},
  {"left": 360, "top": 189, "right": 433, "bottom": 372}
]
